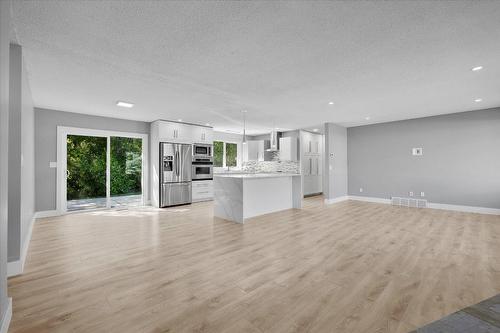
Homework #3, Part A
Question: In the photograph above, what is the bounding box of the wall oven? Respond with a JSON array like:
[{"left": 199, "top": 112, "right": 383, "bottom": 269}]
[
  {"left": 192, "top": 161, "right": 213, "bottom": 180},
  {"left": 193, "top": 143, "right": 212, "bottom": 159}
]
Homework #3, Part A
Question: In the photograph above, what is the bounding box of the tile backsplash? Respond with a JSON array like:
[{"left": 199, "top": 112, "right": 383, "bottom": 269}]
[{"left": 242, "top": 160, "right": 300, "bottom": 174}]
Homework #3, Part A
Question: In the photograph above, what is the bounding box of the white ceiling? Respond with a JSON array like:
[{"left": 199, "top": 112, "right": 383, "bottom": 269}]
[{"left": 11, "top": 1, "right": 500, "bottom": 134}]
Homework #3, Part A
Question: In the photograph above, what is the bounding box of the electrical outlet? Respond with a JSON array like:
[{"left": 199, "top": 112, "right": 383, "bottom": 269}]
[
  {"left": 420, "top": 192, "right": 425, "bottom": 197},
  {"left": 412, "top": 148, "right": 423, "bottom": 156},
  {"left": 409, "top": 191, "right": 414, "bottom": 197}
]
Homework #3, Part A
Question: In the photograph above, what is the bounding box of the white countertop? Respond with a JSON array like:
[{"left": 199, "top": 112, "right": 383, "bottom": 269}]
[{"left": 214, "top": 173, "right": 301, "bottom": 179}]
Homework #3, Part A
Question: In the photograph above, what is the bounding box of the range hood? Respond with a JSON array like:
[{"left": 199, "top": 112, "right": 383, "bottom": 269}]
[{"left": 265, "top": 130, "right": 281, "bottom": 152}]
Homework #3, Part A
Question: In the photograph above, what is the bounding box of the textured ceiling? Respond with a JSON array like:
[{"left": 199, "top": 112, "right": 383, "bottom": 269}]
[{"left": 11, "top": 1, "right": 500, "bottom": 134}]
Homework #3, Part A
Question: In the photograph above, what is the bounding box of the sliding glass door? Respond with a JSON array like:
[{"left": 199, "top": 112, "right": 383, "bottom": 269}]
[
  {"left": 58, "top": 127, "right": 148, "bottom": 213},
  {"left": 110, "top": 136, "right": 143, "bottom": 208},
  {"left": 66, "top": 135, "right": 107, "bottom": 211}
]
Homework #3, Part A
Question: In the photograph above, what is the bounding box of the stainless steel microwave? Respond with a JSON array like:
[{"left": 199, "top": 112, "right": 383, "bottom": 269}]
[{"left": 193, "top": 143, "right": 212, "bottom": 159}]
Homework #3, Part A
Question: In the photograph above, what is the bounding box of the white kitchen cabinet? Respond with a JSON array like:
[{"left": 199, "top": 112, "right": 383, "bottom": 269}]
[
  {"left": 157, "top": 121, "right": 177, "bottom": 141},
  {"left": 243, "top": 140, "right": 265, "bottom": 162},
  {"left": 157, "top": 121, "right": 193, "bottom": 143},
  {"left": 301, "top": 132, "right": 322, "bottom": 155},
  {"left": 279, "top": 137, "right": 297, "bottom": 161},
  {"left": 300, "top": 130, "right": 323, "bottom": 196},
  {"left": 193, "top": 126, "right": 214, "bottom": 143},
  {"left": 302, "top": 131, "right": 311, "bottom": 154},
  {"left": 192, "top": 180, "right": 213, "bottom": 202}
]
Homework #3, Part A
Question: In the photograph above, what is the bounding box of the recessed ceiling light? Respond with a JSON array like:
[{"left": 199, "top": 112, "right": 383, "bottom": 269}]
[
  {"left": 205, "top": 123, "right": 211, "bottom": 126},
  {"left": 328, "top": 102, "right": 334, "bottom": 105},
  {"left": 474, "top": 98, "right": 482, "bottom": 103},
  {"left": 178, "top": 119, "right": 183, "bottom": 122},
  {"left": 313, "top": 128, "right": 319, "bottom": 132},
  {"left": 472, "top": 66, "right": 483, "bottom": 71},
  {"left": 365, "top": 116, "right": 371, "bottom": 120},
  {"left": 116, "top": 101, "right": 134, "bottom": 108}
]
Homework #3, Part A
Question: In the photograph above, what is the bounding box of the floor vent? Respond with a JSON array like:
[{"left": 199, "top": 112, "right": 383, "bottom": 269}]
[
  {"left": 417, "top": 199, "right": 427, "bottom": 208},
  {"left": 391, "top": 197, "right": 427, "bottom": 209}
]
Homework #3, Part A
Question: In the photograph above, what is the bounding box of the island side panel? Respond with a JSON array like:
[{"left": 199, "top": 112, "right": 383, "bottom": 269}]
[
  {"left": 242, "top": 176, "right": 293, "bottom": 219},
  {"left": 292, "top": 175, "right": 303, "bottom": 209},
  {"left": 213, "top": 176, "right": 244, "bottom": 223}
]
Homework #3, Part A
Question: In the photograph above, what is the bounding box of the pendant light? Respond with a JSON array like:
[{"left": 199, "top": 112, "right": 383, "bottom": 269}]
[{"left": 242, "top": 110, "right": 247, "bottom": 145}]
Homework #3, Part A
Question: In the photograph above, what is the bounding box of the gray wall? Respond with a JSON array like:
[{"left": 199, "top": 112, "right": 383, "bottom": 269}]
[
  {"left": 347, "top": 108, "right": 500, "bottom": 209},
  {"left": 8, "top": 45, "right": 21, "bottom": 262},
  {"left": 20, "top": 46, "right": 35, "bottom": 258},
  {"left": 35, "top": 108, "right": 150, "bottom": 212},
  {"left": 8, "top": 44, "right": 34, "bottom": 263},
  {"left": 0, "top": 0, "right": 11, "bottom": 326},
  {"left": 323, "top": 123, "right": 348, "bottom": 200}
]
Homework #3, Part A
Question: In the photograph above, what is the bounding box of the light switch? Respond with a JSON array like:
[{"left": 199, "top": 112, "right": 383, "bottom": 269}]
[{"left": 49, "top": 162, "right": 57, "bottom": 168}]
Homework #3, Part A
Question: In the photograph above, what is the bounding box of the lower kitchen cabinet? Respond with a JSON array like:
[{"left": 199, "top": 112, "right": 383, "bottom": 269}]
[{"left": 192, "top": 180, "right": 214, "bottom": 202}]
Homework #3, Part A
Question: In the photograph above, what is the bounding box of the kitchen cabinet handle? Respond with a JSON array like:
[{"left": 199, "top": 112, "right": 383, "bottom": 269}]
[
  {"left": 309, "top": 141, "right": 311, "bottom": 153},
  {"left": 309, "top": 158, "right": 312, "bottom": 175},
  {"left": 316, "top": 158, "right": 319, "bottom": 175}
]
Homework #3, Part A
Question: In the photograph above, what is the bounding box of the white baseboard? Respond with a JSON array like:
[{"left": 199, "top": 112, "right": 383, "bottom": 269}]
[
  {"left": 7, "top": 260, "right": 22, "bottom": 277},
  {"left": 348, "top": 195, "right": 391, "bottom": 204},
  {"left": 348, "top": 195, "right": 500, "bottom": 215},
  {"left": 427, "top": 202, "right": 500, "bottom": 215},
  {"left": 0, "top": 298, "right": 12, "bottom": 333},
  {"left": 34, "top": 210, "right": 60, "bottom": 218},
  {"left": 8, "top": 215, "right": 35, "bottom": 277},
  {"left": 324, "top": 196, "right": 349, "bottom": 204}
]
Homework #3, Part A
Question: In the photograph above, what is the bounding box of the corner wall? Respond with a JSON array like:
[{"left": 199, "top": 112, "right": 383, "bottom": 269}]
[
  {"left": 347, "top": 108, "right": 500, "bottom": 209},
  {"left": 7, "top": 43, "right": 35, "bottom": 276},
  {"left": 0, "top": 1, "right": 12, "bottom": 331},
  {"left": 323, "top": 123, "right": 348, "bottom": 202}
]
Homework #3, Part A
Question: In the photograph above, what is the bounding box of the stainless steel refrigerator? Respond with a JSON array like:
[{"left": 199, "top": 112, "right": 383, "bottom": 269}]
[{"left": 160, "top": 142, "right": 192, "bottom": 207}]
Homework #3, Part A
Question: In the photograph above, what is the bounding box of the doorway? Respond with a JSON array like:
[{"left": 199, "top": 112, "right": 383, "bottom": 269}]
[{"left": 57, "top": 127, "right": 148, "bottom": 213}]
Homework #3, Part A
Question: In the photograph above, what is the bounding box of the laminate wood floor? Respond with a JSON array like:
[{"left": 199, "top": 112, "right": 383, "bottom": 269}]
[{"left": 8, "top": 197, "right": 500, "bottom": 333}]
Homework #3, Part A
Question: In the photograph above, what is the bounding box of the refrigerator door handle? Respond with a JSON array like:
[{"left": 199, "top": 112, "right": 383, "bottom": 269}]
[{"left": 175, "top": 150, "right": 179, "bottom": 176}]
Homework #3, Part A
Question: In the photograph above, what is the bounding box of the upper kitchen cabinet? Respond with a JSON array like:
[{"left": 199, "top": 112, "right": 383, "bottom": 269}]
[
  {"left": 243, "top": 140, "right": 265, "bottom": 162},
  {"left": 154, "top": 120, "right": 213, "bottom": 144},
  {"left": 302, "top": 131, "right": 322, "bottom": 155},
  {"left": 157, "top": 121, "right": 190, "bottom": 143},
  {"left": 279, "top": 137, "right": 298, "bottom": 161},
  {"left": 193, "top": 126, "right": 214, "bottom": 143}
]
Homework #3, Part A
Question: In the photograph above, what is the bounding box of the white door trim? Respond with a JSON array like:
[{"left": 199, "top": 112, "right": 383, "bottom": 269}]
[{"left": 56, "top": 126, "right": 149, "bottom": 214}]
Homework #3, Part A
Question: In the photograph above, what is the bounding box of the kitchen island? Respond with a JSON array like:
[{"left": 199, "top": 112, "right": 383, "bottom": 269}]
[{"left": 213, "top": 173, "right": 302, "bottom": 223}]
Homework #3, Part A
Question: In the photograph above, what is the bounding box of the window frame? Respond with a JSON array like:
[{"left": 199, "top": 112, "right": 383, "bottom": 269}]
[{"left": 213, "top": 140, "right": 239, "bottom": 169}]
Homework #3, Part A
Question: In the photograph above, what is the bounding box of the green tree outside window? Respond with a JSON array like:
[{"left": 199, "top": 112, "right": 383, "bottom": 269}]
[
  {"left": 226, "top": 143, "right": 237, "bottom": 167},
  {"left": 214, "top": 141, "right": 224, "bottom": 167},
  {"left": 213, "top": 141, "right": 238, "bottom": 168}
]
